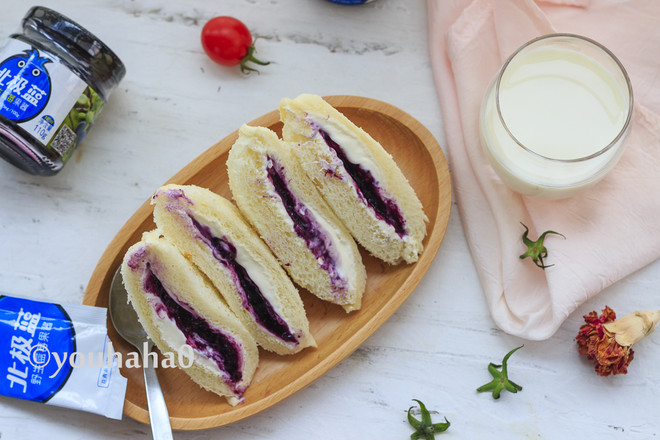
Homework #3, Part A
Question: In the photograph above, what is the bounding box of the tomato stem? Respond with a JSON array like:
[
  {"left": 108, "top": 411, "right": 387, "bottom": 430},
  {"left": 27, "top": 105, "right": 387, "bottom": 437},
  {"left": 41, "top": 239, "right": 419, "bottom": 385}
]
[{"left": 240, "top": 42, "right": 270, "bottom": 74}]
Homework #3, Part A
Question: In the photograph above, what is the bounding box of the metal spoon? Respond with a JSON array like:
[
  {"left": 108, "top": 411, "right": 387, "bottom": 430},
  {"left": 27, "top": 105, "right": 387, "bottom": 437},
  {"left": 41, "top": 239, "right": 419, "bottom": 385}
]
[{"left": 109, "top": 267, "right": 174, "bottom": 439}]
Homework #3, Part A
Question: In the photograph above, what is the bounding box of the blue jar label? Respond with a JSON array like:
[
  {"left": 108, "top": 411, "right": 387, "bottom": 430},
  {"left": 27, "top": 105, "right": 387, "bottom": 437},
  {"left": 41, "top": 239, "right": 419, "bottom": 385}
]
[
  {"left": 0, "top": 296, "right": 75, "bottom": 402},
  {"left": 0, "top": 39, "right": 93, "bottom": 157},
  {"left": 0, "top": 48, "right": 52, "bottom": 122}
]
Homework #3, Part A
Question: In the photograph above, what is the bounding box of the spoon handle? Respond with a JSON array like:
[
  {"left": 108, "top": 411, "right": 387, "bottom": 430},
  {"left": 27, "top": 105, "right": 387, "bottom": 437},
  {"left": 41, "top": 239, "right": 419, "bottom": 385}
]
[{"left": 142, "top": 343, "right": 174, "bottom": 440}]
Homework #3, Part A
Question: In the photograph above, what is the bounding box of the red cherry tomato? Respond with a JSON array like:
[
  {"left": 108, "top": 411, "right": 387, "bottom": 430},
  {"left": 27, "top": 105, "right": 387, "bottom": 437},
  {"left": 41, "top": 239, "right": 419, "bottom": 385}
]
[{"left": 201, "top": 16, "right": 269, "bottom": 74}]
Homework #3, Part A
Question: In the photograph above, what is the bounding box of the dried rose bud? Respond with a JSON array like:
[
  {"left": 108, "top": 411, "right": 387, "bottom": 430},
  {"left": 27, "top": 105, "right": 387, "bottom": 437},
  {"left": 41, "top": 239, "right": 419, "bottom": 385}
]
[{"left": 576, "top": 306, "right": 660, "bottom": 376}]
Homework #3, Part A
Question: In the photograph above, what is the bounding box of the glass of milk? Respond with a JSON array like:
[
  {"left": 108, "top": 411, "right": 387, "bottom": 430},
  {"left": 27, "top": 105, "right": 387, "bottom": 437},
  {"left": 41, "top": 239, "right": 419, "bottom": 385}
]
[{"left": 479, "top": 34, "right": 633, "bottom": 199}]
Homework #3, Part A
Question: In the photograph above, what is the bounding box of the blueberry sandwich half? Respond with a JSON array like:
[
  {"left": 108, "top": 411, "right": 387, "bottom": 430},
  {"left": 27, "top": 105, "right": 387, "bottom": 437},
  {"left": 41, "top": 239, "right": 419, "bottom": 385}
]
[
  {"left": 279, "top": 94, "right": 427, "bottom": 265},
  {"left": 121, "top": 230, "right": 259, "bottom": 406},
  {"left": 227, "top": 124, "right": 366, "bottom": 312},
  {"left": 151, "top": 184, "right": 316, "bottom": 355}
]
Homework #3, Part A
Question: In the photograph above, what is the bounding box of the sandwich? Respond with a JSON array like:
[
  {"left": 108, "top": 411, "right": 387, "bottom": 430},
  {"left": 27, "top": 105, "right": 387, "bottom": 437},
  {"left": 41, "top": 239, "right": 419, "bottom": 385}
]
[
  {"left": 151, "top": 184, "right": 316, "bottom": 354},
  {"left": 279, "top": 94, "right": 427, "bottom": 264},
  {"left": 227, "top": 124, "right": 366, "bottom": 312},
  {"left": 121, "top": 230, "right": 258, "bottom": 406}
]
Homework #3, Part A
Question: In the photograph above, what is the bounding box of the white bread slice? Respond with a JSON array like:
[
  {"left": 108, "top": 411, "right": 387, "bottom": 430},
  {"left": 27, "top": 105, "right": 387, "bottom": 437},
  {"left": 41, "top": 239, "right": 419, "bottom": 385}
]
[
  {"left": 279, "top": 94, "right": 428, "bottom": 264},
  {"left": 227, "top": 124, "right": 366, "bottom": 312},
  {"left": 151, "top": 184, "right": 316, "bottom": 355},
  {"left": 121, "top": 230, "right": 258, "bottom": 406}
]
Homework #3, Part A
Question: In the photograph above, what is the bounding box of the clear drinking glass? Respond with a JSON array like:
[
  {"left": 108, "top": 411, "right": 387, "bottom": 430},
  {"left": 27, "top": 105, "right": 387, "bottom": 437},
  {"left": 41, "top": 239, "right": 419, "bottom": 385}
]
[{"left": 479, "top": 33, "right": 633, "bottom": 199}]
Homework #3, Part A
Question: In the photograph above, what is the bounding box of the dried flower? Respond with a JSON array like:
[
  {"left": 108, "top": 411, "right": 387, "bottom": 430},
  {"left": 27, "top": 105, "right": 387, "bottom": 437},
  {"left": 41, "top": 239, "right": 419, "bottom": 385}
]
[
  {"left": 576, "top": 306, "right": 660, "bottom": 376},
  {"left": 476, "top": 345, "right": 523, "bottom": 399},
  {"left": 407, "top": 399, "right": 450, "bottom": 439},
  {"left": 519, "top": 222, "right": 565, "bottom": 269}
]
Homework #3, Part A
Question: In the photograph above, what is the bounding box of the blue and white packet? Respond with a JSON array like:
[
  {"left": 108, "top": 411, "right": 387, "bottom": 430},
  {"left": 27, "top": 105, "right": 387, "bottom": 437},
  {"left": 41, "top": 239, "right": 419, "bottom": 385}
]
[{"left": 0, "top": 294, "right": 127, "bottom": 419}]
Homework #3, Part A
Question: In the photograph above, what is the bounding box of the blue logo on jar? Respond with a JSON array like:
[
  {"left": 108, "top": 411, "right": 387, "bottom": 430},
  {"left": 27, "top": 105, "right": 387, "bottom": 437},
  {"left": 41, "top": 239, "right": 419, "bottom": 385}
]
[
  {"left": 0, "top": 49, "right": 52, "bottom": 122},
  {"left": 0, "top": 296, "right": 75, "bottom": 402}
]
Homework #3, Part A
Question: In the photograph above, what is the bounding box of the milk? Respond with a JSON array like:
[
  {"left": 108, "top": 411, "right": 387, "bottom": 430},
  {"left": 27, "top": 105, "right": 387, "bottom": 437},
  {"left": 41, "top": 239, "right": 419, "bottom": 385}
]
[{"left": 480, "top": 35, "right": 632, "bottom": 198}]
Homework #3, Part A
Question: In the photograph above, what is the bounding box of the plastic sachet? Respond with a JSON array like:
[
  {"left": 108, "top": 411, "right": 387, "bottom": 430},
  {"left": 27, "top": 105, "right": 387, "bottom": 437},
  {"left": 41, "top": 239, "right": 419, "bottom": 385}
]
[{"left": 0, "top": 294, "right": 127, "bottom": 419}]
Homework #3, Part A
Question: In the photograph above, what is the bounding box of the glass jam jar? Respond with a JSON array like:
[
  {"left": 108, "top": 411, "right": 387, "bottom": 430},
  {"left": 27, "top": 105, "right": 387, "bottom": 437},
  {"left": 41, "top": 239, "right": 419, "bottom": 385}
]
[{"left": 0, "top": 6, "right": 126, "bottom": 176}]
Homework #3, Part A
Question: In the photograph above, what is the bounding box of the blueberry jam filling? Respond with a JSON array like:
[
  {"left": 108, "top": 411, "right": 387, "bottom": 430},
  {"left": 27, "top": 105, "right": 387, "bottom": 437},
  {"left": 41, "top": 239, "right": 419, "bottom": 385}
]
[
  {"left": 189, "top": 216, "right": 298, "bottom": 345},
  {"left": 266, "top": 155, "right": 347, "bottom": 294},
  {"left": 318, "top": 129, "right": 407, "bottom": 237},
  {"left": 143, "top": 263, "right": 243, "bottom": 386}
]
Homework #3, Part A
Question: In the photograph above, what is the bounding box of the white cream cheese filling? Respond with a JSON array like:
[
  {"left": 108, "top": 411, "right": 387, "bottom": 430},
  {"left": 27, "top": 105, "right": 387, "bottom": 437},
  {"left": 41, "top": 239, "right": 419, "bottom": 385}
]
[
  {"left": 263, "top": 157, "right": 360, "bottom": 293},
  {"left": 311, "top": 115, "right": 388, "bottom": 187},
  {"left": 308, "top": 114, "right": 410, "bottom": 242},
  {"left": 194, "top": 213, "right": 288, "bottom": 321},
  {"left": 147, "top": 294, "right": 232, "bottom": 380}
]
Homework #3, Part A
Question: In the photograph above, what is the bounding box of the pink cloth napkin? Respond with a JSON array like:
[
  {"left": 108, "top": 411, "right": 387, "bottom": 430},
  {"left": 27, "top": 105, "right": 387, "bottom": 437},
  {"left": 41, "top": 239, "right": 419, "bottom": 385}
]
[{"left": 428, "top": 0, "right": 660, "bottom": 340}]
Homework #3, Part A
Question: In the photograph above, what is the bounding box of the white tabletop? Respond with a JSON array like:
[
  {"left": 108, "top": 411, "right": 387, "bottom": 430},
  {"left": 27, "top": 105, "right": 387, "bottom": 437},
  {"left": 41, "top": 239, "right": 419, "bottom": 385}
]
[{"left": 1, "top": 1, "right": 658, "bottom": 438}]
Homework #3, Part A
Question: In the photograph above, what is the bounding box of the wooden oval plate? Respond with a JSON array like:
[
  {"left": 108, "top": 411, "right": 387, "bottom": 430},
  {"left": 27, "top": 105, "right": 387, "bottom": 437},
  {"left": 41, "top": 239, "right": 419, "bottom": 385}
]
[{"left": 83, "top": 95, "right": 452, "bottom": 430}]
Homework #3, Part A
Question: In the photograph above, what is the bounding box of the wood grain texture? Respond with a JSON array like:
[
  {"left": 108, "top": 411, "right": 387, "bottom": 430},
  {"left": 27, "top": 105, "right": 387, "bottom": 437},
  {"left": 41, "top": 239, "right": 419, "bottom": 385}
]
[{"left": 82, "top": 95, "right": 451, "bottom": 430}]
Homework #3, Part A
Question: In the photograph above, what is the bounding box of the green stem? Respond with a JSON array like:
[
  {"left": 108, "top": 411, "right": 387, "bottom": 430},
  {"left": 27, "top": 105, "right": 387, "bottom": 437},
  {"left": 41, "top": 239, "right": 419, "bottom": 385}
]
[{"left": 240, "top": 43, "right": 270, "bottom": 74}]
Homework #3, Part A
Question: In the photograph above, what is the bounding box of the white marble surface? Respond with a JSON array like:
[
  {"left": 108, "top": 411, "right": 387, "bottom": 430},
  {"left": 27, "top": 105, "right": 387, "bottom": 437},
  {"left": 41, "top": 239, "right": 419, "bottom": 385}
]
[{"left": 1, "top": 0, "right": 659, "bottom": 438}]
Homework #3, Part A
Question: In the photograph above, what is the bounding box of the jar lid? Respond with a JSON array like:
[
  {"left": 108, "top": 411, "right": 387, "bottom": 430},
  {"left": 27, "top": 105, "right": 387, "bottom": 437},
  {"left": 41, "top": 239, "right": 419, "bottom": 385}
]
[{"left": 22, "top": 6, "right": 126, "bottom": 96}]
